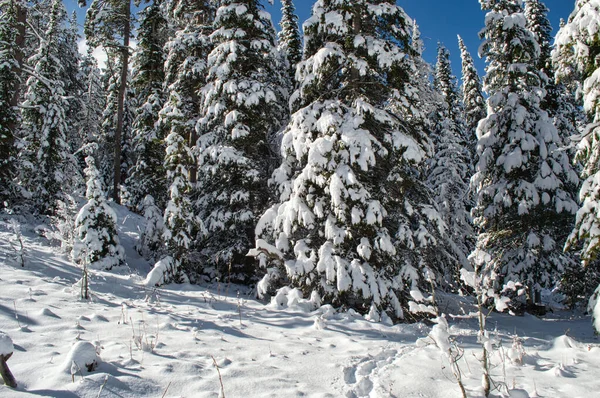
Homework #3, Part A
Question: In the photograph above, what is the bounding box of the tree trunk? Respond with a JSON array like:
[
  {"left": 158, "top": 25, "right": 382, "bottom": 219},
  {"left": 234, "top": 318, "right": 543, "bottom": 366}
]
[
  {"left": 113, "top": 1, "right": 131, "bottom": 204},
  {"left": 6, "top": 1, "right": 27, "bottom": 141},
  {"left": 0, "top": 353, "right": 17, "bottom": 388}
]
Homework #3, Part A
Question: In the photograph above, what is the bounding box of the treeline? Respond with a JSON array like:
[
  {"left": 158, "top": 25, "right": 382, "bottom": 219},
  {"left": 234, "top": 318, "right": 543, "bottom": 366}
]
[{"left": 1, "top": 0, "right": 600, "bottom": 325}]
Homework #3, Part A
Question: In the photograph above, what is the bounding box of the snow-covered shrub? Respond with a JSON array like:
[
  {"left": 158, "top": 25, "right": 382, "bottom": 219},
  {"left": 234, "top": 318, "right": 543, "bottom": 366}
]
[
  {"left": 136, "top": 195, "right": 165, "bottom": 261},
  {"left": 144, "top": 256, "right": 181, "bottom": 287},
  {"left": 73, "top": 156, "right": 125, "bottom": 270}
]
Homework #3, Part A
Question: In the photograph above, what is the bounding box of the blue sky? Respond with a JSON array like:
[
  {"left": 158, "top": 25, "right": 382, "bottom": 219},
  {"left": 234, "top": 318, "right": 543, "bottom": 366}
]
[{"left": 264, "top": 0, "right": 576, "bottom": 81}]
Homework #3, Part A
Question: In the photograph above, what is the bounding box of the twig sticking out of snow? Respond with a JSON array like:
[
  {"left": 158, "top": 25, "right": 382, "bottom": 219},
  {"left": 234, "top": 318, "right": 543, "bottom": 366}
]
[
  {"left": 161, "top": 381, "right": 171, "bottom": 398},
  {"left": 212, "top": 355, "right": 226, "bottom": 398}
]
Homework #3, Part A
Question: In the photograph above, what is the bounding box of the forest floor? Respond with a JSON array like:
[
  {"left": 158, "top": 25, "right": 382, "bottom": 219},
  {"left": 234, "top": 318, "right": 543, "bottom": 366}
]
[{"left": 0, "top": 204, "right": 598, "bottom": 398}]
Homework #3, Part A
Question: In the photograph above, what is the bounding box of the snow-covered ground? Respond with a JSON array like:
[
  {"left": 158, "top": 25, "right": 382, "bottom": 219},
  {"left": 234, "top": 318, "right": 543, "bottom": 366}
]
[{"left": 0, "top": 205, "right": 598, "bottom": 398}]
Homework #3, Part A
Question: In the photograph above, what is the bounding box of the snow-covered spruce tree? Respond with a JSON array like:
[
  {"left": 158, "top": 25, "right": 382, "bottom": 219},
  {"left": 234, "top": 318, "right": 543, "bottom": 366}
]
[
  {"left": 555, "top": 0, "right": 600, "bottom": 323},
  {"left": 427, "top": 44, "right": 473, "bottom": 281},
  {"left": 162, "top": 128, "right": 197, "bottom": 283},
  {"left": 159, "top": 0, "right": 213, "bottom": 187},
  {"left": 18, "top": 0, "right": 73, "bottom": 215},
  {"left": 0, "top": 0, "right": 26, "bottom": 205},
  {"left": 97, "top": 55, "right": 136, "bottom": 196},
  {"left": 78, "top": 50, "right": 106, "bottom": 158},
  {"left": 278, "top": 0, "right": 302, "bottom": 83},
  {"left": 82, "top": 0, "right": 132, "bottom": 204},
  {"left": 526, "top": 0, "right": 583, "bottom": 131},
  {"left": 74, "top": 155, "right": 125, "bottom": 270},
  {"left": 457, "top": 35, "right": 486, "bottom": 150},
  {"left": 137, "top": 194, "right": 165, "bottom": 262},
  {"left": 61, "top": 12, "right": 85, "bottom": 155},
  {"left": 472, "top": 0, "right": 579, "bottom": 307},
  {"left": 195, "top": 0, "right": 288, "bottom": 283},
  {"left": 253, "top": 0, "right": 446, "bottom": 321},
  {"left": 126, "top": 0, "right": 168, "bottom": 211}
]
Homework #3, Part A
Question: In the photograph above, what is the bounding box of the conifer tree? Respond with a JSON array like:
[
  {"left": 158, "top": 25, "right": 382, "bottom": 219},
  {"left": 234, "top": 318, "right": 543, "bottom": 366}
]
[
  {"left": 472, "top": 0, "right": 579, "bottom": 306},
  {"left": 78, "top": 50, "right": 106, "bottom": 155},
  {"left": 74, "top": 155, "right": 125, "bottom": 270},
  {"left": 98, "top": 56, "right": 134, "bottom": 193},
  {"left": 162, "top": 126, "right": 197, "bottom": 282},
  {"left": 81, "top": 0, "right": 133, "bottom": 204},
  {"left": 278, "top": 0, "right": 302, "bottom": 83},
  {"left": 457, "top": 35, "right": 485, "bottom": 146},
  {"left": 554, "top": 0, "right": 600, "bottom": 324},
  {"left": 137, "top": 194, "right": 165, "bottom": 261},
  {"left": 526, "top": 0, "right": 582, "bottom": 128},
  {"left": 0, "top": 0, "right": 26, "bottom": 205},
  {"left": 19, "top": 0, "right": 73, "bottom": 215},
  {"left": 195, "top": 0, "right": 287, "bottom": 282},
  {"left": 428, "top": 44, "right": 473, "bottom": 277},
  {"left": 62, "top": 12, "right": 85, "bottom": 155},
  {"left": 253, "top": 0, "right": 446, "bottom": 320},
  {"left": 159, "top": 0, "right": 213, "bottom": 186},
  {"left": 127, "top": 0, "right": 168, "bottom": 210}
]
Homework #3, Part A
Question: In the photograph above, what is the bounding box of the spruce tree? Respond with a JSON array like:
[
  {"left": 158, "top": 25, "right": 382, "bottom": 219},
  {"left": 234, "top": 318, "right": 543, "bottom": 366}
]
[
  {"left": 278, "top": 0, "right": 302, "bottom": 83},
  {"left": 82, "top": 0, "right": 133, "bottom": 204},
  {"left": 159, "top": 0, "right": 213, "bottom": 186},
  {"left": 195, "top": 0, "right": 287, "bottom": 283},
  {"left": 19, "top": 0, "right": 73, "bottom": 215},
  {"left": 137, "top": 194, "right": 165, "bottom": 261},
  {"left": 472, "top": 0, "right": 579, "bottom": 307},
  {"left": 253, "top": 0, "right": 446, "bottom": 321},
  {"left": 0, "top": 0, "right": 26, "bottom": 205},
  {"left": 78, "top": 50, "right": 106, "bottom": 156},
  {"left": 457, "top": 35, "right": 486, "bottom": 146},
  {"left": 98, "top": 56, "right": 135, "bottom": 195},
  {"left": 127, "top": 0, "right": 168, "bottom": 211},
  {"left": 555, "top": 0, "right": 600, "bottom": 325},
  {"left": 428, "top": 44, "right": 473, "bottom": 277},
  {"left": 162, "top": 127, "right": 197, "bottom": 282},
  {"left": 74, "top": 155, "right": 125, "bottom": 270}
]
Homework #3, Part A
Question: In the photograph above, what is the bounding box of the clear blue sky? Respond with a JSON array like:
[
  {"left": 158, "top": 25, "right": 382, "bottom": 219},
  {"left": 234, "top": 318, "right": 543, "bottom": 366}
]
[{"left": 264, "top": 0, "right": 576, "bottom": 81}]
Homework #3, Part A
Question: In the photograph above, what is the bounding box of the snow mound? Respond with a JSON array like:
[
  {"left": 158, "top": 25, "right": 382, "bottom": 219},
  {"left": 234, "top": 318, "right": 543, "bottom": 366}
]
[
  {"left": 553, "top": 335, "right": 580, "bottom": 350},
  {"left": 0, "top": 331, "right": 14, "bottom": 356},
  {"left": 60, "top": 341, "right": 100, "bottom": 374}
]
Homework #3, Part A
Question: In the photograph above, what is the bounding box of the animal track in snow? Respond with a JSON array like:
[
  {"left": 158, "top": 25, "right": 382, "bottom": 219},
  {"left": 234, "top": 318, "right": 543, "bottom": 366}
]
[{"left": 342, "top": 347, "right": 413, "bottom": 398}]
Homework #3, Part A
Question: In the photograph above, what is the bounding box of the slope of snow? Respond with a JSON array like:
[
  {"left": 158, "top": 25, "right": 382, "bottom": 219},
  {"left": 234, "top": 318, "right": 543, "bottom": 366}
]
[{"left": 0, "top": 206, "right": 598, "bottom": 397}]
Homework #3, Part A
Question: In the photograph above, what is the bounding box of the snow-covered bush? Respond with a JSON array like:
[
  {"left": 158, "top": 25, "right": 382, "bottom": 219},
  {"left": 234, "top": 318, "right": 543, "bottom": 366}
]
[
  {"left": 73, "top": 156, "right": 125, "bottom": 270},
  {"left": 144, "top": 256, "right": 182, "bottom": 287}
]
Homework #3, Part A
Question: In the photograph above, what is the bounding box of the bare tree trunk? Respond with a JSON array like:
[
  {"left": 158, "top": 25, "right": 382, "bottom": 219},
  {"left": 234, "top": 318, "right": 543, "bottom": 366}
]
[
  {"left": 0, "top": 353, "right": 17, "bottom": 388},
  {"left": 113, "top": 1, "right": 131, "bottom": 204}
]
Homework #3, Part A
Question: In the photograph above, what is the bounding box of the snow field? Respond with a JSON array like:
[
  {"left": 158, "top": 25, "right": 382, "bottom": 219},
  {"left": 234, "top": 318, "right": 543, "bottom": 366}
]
[{"left": 0, "top": 209, "right": 599, "bottom": 398}]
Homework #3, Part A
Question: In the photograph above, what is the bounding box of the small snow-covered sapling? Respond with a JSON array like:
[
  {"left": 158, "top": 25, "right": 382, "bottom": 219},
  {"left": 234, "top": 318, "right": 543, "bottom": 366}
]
[{"left": 8, "top": 219, "right": 25, "bottom": 267}]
